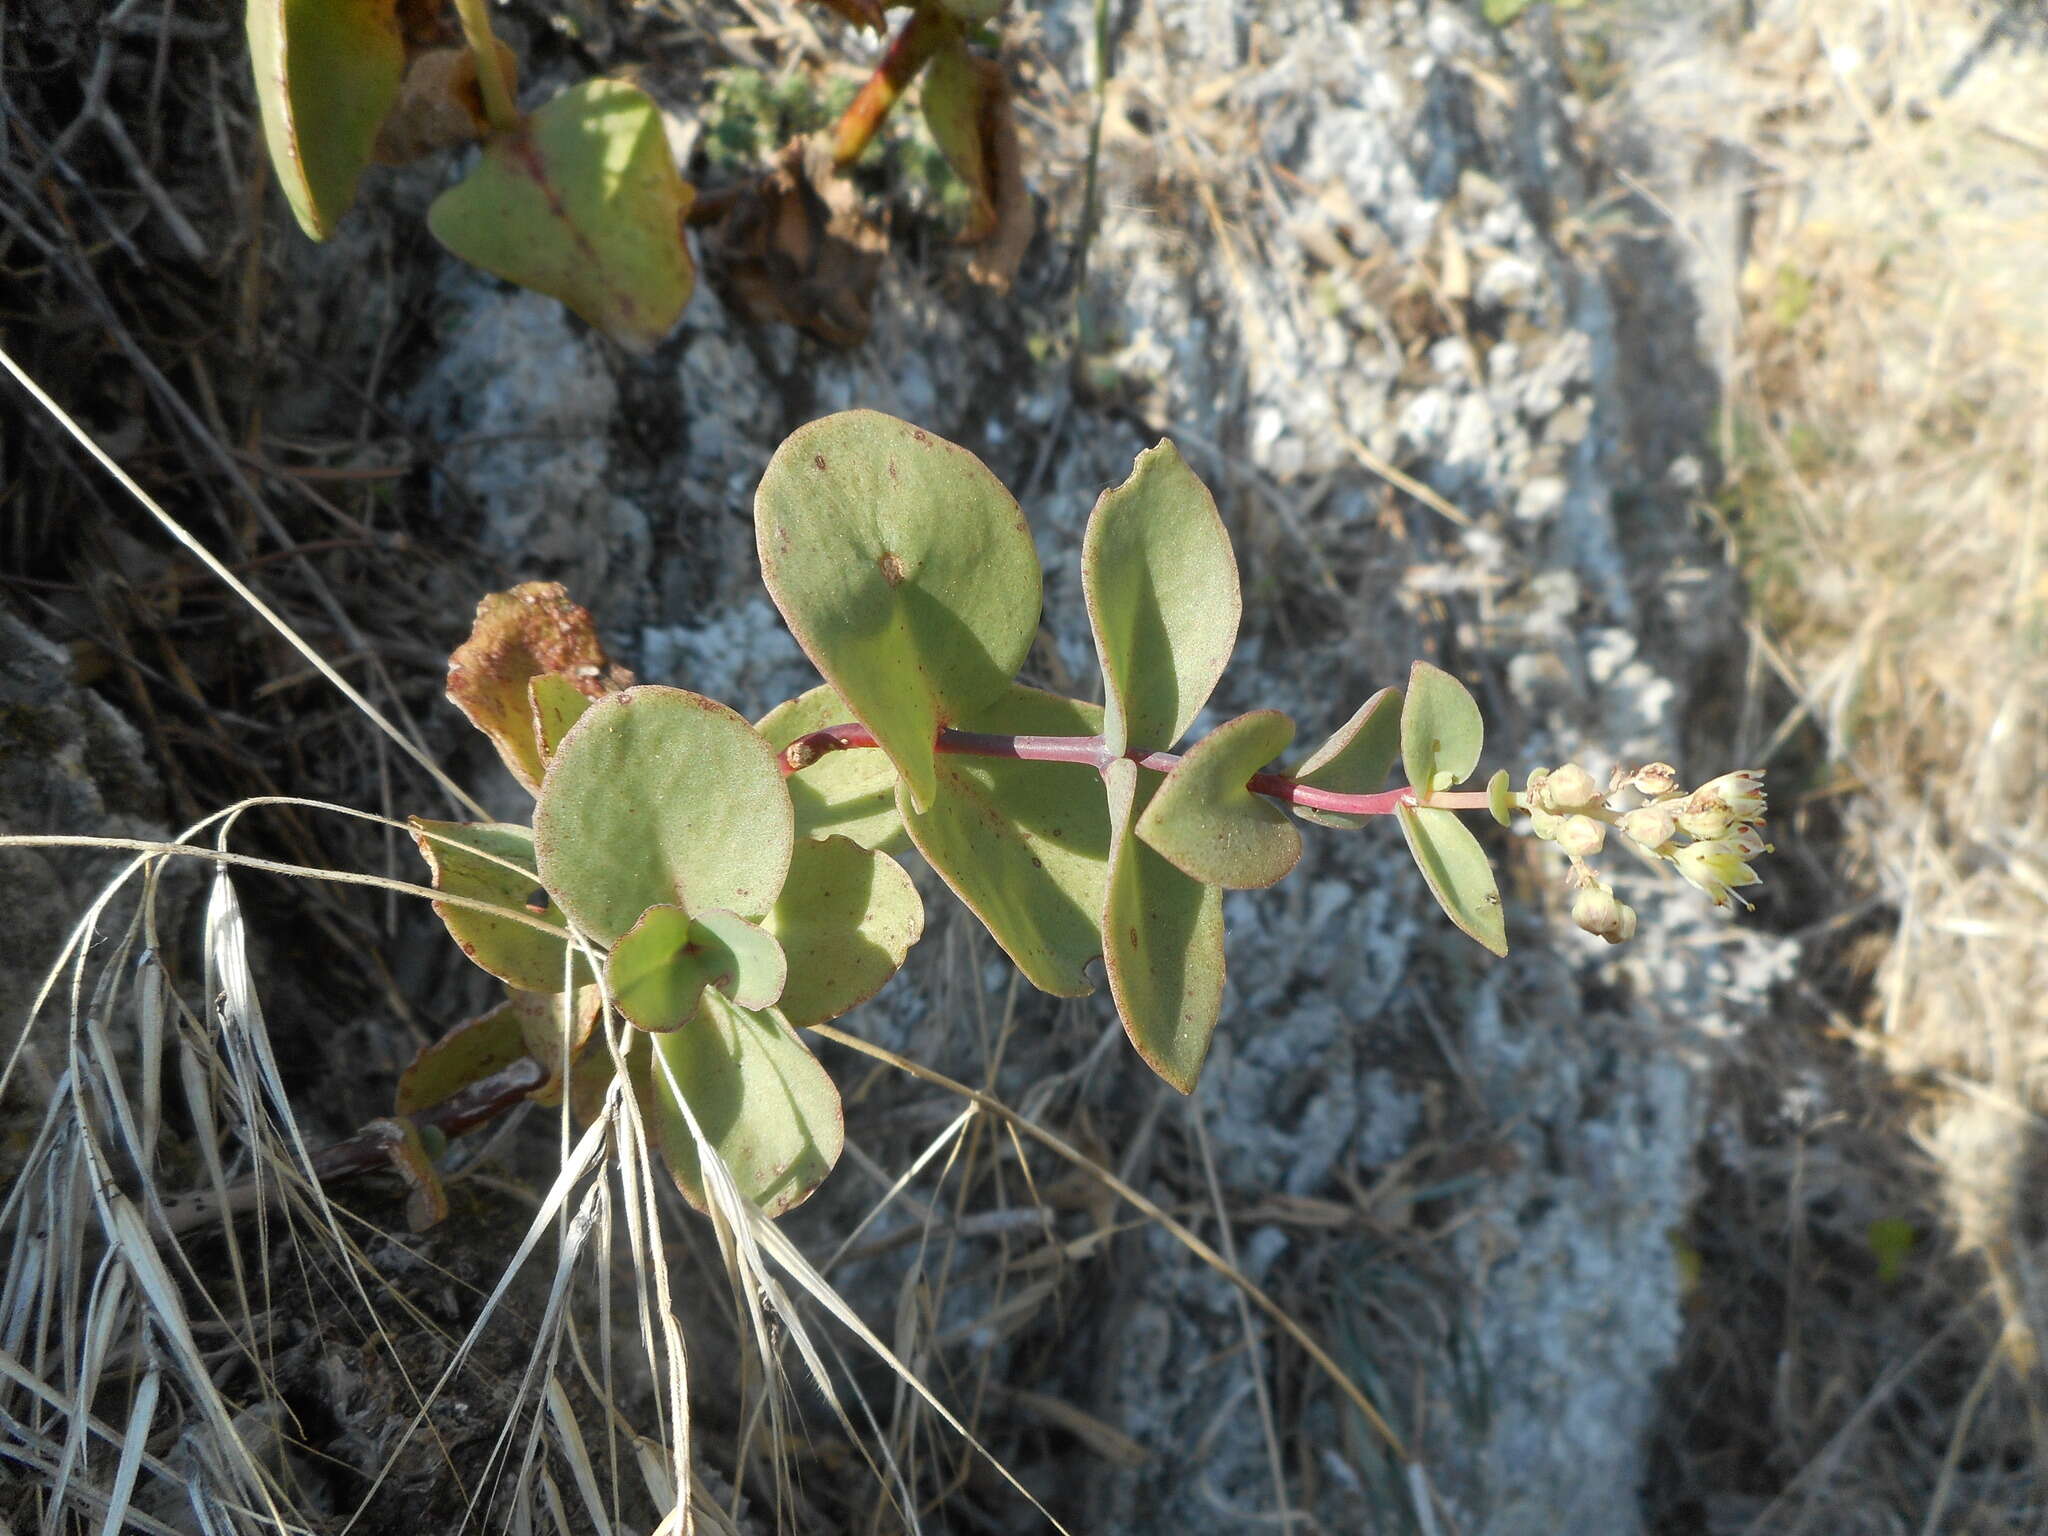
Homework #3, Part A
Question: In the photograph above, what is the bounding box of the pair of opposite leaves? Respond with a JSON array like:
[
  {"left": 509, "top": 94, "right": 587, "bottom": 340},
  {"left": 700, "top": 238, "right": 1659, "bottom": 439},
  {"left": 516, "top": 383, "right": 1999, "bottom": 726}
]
[{"left": 751, "top": 411, "right": 1505, "bottom": 1097}]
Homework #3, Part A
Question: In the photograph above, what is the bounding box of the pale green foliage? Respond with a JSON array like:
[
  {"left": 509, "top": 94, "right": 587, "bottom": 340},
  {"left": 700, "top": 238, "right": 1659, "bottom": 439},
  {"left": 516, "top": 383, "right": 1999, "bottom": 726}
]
[
  {"left": 245, "top": 0, "right": 403, "bottom": 239},
  {"left": 409, "top": 819, "right": 580, "bottom": 992},
  {"left": 1400, "top": 660, "right": 1485, "bottom": 800},
  {"left": 1083, "top": 440, "right": 1241, "bottom": 758},
  {"left": 897, "top": 686, "right": 1110, "bottom": 996},
  {"left": 534, "top": 687, "right": 793, "bottom": 943},
  {"left": 754, "top": 411, "right": 1042, "bottom": 815},
  {"left": 757, "top": 686, "right": 905, "bottom": 850},
  {"left": 427, "top": 79, "right": 695, "bottom": 354},
  {"left": 1397, "top": 805, "right": 1507, "bottom": 957},
  {"left": 412, "top": 410, "right": 1574, "bottom": 1218},
  {"left": 1102, "top": 759, "right": 1225, "bottom": 1093},
  {"left": 1137, "top": 711, "right": 1301, "bottom": 889}
]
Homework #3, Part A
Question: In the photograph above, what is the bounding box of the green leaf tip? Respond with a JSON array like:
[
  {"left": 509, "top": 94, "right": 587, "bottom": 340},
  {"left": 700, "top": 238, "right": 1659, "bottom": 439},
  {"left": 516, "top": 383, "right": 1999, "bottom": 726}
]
[
  {"left": 764, "top": 836, "right": 924, "bottom": 1029},
  {"left": 756, "top": 411, "right": 1042, "bottom": 815},
  {"left": 534, "top": 686, "right": 794, "bottom": 945},
  {"left": 410, "top": 818, "right": 585, "bottom": 993},
  {"left": 427, "top": 78, "right": 695, "bottom": 352},
  {"left": 1400, "top": 660, "right": 1483, "bottom": 800},
  {"left": 246, "top": 0, "right": 405, "bottom": 240},
  {"left": 1083, "top": 439, "right": 1240, "bottom": 758},
  {"left": 1487, "top": 768, "right": 1515, "bottom": 828},
  {"left": 1103, "top": 758, "right": 1226, "bottom": 1094},
  {"left": 635, "top": 995, "right": 844, "bottom": 1217},
  {"left": 1397, "top": 803, "right": 1507, "bottom": 957},
  {"left": 1136, "top": 710, "right": 1302, "bottom": 889}
]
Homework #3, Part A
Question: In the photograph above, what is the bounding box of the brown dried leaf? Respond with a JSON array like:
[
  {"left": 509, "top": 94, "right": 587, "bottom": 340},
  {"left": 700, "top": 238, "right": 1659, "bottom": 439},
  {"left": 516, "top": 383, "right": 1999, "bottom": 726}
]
[
  {"left": 373, "top": 43, "right": 517, "bottom": 165},
  {"left": 446, "top": 582, "right": 632, "bottom": 794},
  {"left": 703, "top": 136, "right": 885, "bottom": 348}
]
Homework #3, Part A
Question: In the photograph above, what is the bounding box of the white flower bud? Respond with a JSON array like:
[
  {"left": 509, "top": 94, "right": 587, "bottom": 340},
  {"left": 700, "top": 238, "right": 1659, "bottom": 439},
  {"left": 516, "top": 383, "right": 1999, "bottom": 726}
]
[
  {"left": 1543, "top": 762, "right": 1602, "bottom": 813},
  {"left": 1571, "top": 884, "right": 1637, "bottom": 943},
  {"left": 1556, "top": 815, "right": 1607, "bottom": 856},
  {"left": 1621, "top": 804, "right": 1679, "bottom": 851}
]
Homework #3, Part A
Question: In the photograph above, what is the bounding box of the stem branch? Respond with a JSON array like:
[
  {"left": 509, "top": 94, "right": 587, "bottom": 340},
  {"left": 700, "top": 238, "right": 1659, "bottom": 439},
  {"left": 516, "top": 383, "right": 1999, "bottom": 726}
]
[
  {"left": 452, "top": 0, "right": 519, "bottom": 134},
  {"left": 831, "top": 4, "right": 955, "bottom": 169},
  {"left": 779, "top": 723, "right": 1504, "bottom": 819}
]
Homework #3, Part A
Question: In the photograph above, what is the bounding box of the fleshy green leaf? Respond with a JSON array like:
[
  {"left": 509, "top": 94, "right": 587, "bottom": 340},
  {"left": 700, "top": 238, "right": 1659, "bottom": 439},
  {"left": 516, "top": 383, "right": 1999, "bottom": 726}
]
[
  {"left": 1082, "top": 441, "right": 1240, "bottom": 758},
  {"left": 754, "top": 412, "right": 1042, "bottom": 814},
  {"left": 1102, "top": 759, "right": 1226, "bottom": 1093},
  {"left": 635, "top": 995, "right": 843, "bottom": 1217},
  {"left": 1291, "top": 686, "right": 1402, "bottom": 830},
  {"left": 531, "top": 673, "right": 594, "bottom": 769},
  {"left": 534, "top": 687, "right": 793, "bottom": 944},
  {"left": 427, "top": 78, "right": 695, "bottom": 353},
  {"left": 764, "top": 836, "right": 924, "bottom": 1028},
  {"left": 897, "top": 685, "right": 1110, "bottom": 996},
  {"left": 757, "top": 685, "right": 905, "bottom": 851},
  {"left": 921, "top": 36, "right": 997, "bottom": 238},
  {"left": 394, "top": 993, "right": 532, "bottom": 1115},
  {"left": 246, "top": 0, "right": 404, "bottom": 240},
  {"left": 1396, "top": 803, "right": 1507, "bottom": 957},
  {"left": 1399, "top": 661, "right": 1484, "bottom": 800},
  {"left": 446, "top": 582, "right": 626, "bottom": 796},
  {"left": 1136, "top": 711, "right": 1301, "bottom": 890},
  {"left": 607, "top": 905, "right": 788, "bottom": 1033},
  {"left": 410, "top": 819, "right": 582, "bottom": 993}
]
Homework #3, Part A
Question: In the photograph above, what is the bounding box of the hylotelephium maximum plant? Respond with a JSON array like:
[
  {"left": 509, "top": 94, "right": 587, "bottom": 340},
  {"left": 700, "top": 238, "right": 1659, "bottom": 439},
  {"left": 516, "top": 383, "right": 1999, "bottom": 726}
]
[{"left": 402, "top": 410, "right": 1774, "bottom": 1220}]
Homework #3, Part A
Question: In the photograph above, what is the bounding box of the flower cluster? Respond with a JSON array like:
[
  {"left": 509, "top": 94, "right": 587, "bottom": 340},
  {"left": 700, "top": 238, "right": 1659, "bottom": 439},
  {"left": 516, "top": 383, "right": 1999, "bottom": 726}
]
[{"left": 1520, "top": 762, "right": 1772, "bottom": 944}]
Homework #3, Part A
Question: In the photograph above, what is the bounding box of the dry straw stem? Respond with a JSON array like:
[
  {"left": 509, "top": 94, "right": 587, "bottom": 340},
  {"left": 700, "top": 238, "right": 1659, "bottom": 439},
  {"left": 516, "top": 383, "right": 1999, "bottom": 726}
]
[
  {"left": 1721, "top": 0, "right": 2046, "bottom": 1310},
  {"left": 1623, "top": 0, "right": 2048, "bottom": 1525}
]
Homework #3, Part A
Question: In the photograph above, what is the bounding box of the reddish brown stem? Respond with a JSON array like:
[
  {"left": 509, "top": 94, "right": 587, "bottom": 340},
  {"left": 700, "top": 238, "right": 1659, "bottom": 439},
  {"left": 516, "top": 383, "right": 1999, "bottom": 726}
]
[
  {"left": 779, "top": 723, "right": 1501, "bottom": 818},
  {"left": 154, "top": 1055, "right": 548, "bottom": 1236},
  {"left": 831, "top": 4, "right": 957, "bottom": 169}
]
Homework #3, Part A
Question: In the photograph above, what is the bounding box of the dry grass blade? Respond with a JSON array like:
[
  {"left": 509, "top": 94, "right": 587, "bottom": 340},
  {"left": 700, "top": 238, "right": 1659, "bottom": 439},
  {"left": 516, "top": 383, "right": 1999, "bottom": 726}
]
[{"left": 809, "top": 1021, "right": 1410, "bottom": 1460}]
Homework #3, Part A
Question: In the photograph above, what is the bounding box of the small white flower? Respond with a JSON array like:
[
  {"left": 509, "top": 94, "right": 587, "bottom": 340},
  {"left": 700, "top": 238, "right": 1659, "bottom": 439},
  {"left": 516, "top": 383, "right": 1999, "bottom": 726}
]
[{"left": 1672, "top": 839, "right": 1764, "bottom": 909}]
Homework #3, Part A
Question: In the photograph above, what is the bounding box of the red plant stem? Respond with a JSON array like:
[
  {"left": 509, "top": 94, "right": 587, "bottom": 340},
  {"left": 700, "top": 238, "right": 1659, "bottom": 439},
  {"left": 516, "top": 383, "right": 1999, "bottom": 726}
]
[
  {"left": 831, "top": 4, "right": 956, "bottom": 169},
  {"left": 778, "top": 723, "right": 1501, "bottom": 817}
]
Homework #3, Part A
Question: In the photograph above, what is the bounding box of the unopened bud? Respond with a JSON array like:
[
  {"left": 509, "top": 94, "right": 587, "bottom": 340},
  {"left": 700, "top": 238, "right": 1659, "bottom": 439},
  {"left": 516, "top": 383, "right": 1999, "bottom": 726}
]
[
  {"left": 1621, "top": 804, "right": 1679, "bottom": 851},
  {"left": 1556, "top": 815, "right": 1607, "bottom": 856},
  {"left": 1527, "top": 807, "right": 1564, "bottom": 842},
  {"left": 1543, "top": 762, "right": 1602, "bottom": 813},
  {"left": 1571, "top": 884, "right": 1637, "bottom": 944}
]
